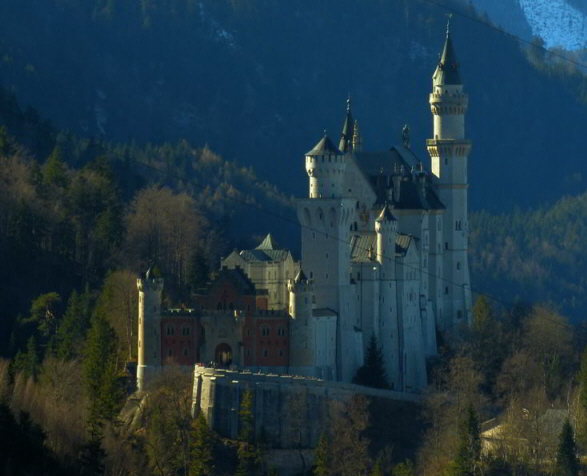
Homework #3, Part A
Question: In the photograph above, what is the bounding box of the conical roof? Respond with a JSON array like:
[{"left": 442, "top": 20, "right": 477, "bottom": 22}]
[
  {"left": 255, "top": 233, "right": 279, "bottom": 250},
  {"left": 375, "top": 204, "right": 396, "bottom": 222},
  {"left": 433, "top": 30, "right": 461, "bottom": 86},
  {"left": 339, "top": 97, "right": 355, "bottom": 152},
  {"left": 294, "top": 269, "right": 308, "bottom": 283},
  {"left": 306, "top": 133, "right": 341, "bottom": 156}
]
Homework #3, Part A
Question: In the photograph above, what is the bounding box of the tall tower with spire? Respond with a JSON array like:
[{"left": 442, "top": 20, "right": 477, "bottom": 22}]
[{"left": 426, "top": 21, "right": 473, "bottom": 331}]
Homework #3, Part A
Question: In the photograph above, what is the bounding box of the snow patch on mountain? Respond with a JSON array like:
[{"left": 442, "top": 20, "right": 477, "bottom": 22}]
[{"left": 519, "top": 0, "right": 587, "bottom": 50}]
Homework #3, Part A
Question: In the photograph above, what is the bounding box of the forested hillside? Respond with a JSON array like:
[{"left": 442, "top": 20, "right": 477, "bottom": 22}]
[
  {"left": 1, "top": 0, "right": 587, "bottom": 212},
  {"left": 0, "top": 84, "right": 295, "bottom": 359},
  {"left": 470, "top": 192, "right": 587, "bottom": 321}
]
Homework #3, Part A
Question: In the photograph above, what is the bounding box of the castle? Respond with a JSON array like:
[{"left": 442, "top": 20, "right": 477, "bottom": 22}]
[{"left": 137, "top": 25, "right": 472, "bottom": 393}]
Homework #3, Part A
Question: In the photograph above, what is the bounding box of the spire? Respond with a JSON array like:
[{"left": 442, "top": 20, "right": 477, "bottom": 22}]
[
  {"left": 339, "top": 94, "right": 355, "bottom": 152},
  {"left": 433, "top": 18, "right": 462, "bottom": 86}
]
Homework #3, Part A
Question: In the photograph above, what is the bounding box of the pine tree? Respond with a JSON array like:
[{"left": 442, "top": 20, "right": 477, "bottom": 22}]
[
  {"left": 52, "top": 289, "right": 92, "bottom": 360},
  {"left": 236, "top": 388, "right": 259, "bottom": 476},
  {"left": 43, "top": 146, "right": 69, "bottom": 188},
  {"left": 450, "top": 404, "right": 481, "bottom": 476},
  {"left": 189, "top": 412, "right": 216, "bottom": 476},
  {"left": 554, "top": 418, "right": 579, "bottom": 476},
  {"left": 23, "top": 336, "right": 40, "bottom": 380},
  {"left": 314, "top": 431, "right": 331, "bottom": 476},
  {"left": 353, "top": 334, "right": 390, "bottom": 389},
  {"left": 83, "top": 312, "right": 122, "bottom": 422}
]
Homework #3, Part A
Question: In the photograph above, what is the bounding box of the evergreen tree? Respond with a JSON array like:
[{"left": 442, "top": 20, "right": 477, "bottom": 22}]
[
  {"left": 52, "top": 289, "right": 92, "bottom": 360},
  {"left": 43, "top": 146, "right": 69, "bottom": 188},
  {"left": 22, "top": 335, "right": 40, "bottom": 380},
  {"left": 554, "top": 418, "right": 579, "bottom": 476},
  {"left": 392, "top": 460, "right": 415, "bottom": 476},
  {"left": 353, "top": 334, "right": 390, "bottom": 389},
  {"left": 83, "top": 312, "right": 122, "bottom": 422},
  {"left": 189, "top": 412, "right": 216, "bottom": 476},
  {"left": 236, "top": 388, "right": 259, "bottom": 476},
  {"left": 450, "top": 404, "right": 481, "bottom": 476},
  {"left": 314, "top": 431, "right": 331, "bottom": 476}
]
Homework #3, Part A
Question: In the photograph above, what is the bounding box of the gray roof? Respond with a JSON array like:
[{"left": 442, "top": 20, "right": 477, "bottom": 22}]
[
  {"left": 240, "top": 249, "right": 289, "bottom": 262},
  {"left": 433, "top": 32, "right": 462, "bottom": 85},
  {"left": 354, "top": 147, "right": 444, "bottom": 211},
  {"left": 349, "top": 233, "right": 413, "bottom": 262},
  {"left": 306, "top": 134, "right": 342, "bottom": 156}
]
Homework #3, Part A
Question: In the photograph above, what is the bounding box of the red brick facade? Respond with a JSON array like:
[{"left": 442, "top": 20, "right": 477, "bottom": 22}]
[{"left": 159, "top": 268, "right": 290, "bottom": 370}]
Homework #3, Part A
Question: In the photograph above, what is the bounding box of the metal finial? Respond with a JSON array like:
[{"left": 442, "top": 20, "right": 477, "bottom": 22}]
[
  {"left": 446, "top": 13, "right": 453, "bottom": 37},
  {"left": 347, "top": 94, "right": 351, "bottom": 113},
  {"left": 324, "top": 129, "right": 327, "bottom": 137}
]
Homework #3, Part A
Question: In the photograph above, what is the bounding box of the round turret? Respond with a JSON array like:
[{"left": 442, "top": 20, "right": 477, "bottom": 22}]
[
  {"left": 375, "top": 205, "right": 397, "bottom": 267},
  {"left": 305, "top": 133, "right": 345, "bottom": 198}
]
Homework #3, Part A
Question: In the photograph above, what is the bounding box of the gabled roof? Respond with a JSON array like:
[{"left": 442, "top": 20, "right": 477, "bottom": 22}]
[
  {"left": 306, "top": 134, "right": 342, "bottom": 156},
  {"left": 433, "top": 31, "right": 462, "bottom": 86},
  {"left": 211, "top": 267, "right": 257, "bottom": 295}
]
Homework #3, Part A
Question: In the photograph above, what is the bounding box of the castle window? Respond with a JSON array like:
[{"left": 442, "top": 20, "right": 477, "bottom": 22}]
[
  {"left": 312, "top": 232, "right": 316, "bottom": 239},
  {"left": 444, "top": 158, "right": 448, "bottom": 165},
  {"left": 166, "top": 325, "right": 175, "bottom": 336},
  {"left": 168, "top": 348, "right": 173, "bottom": 357},
  {"left": 246, "top": 349, "right": 251, "bottom": 356},
  {"left": 312, "top": 295, "right": 316, "bottom": 304},
  {"left": 325, "top": 253, "right": 329, "bottom": 259},
  {"left": 310, "top": 271, "right": 314, "bottom": 279},
  {"left": 182, "top": 327, "right": 190, "bottom": 336},
  {"left": 455, "top": 220, "right": 462, "bottom": 231},
  {"left": 357, "top": 272, "right": 361, "bottom": 280},
  {"left": 325, "top": 273, "right": 329, "bottom": 280},
  {"left": 183, "top": 348, "right": 188, "bottom": 356},
  {"left": 445, "top": 242, "right": 449, "bottom": 250},
  {"left": 261, "top": 327, "right": 270, "bottom": 337},
  {"left": 277, "top": 328, "right": 286, "bottom": 337},
  {"left": 445, "top": 287, "right": 449, "bottom": 295},
  {"left": 263, "top": 349, "right": 268, "bottom": 357},
  {"left": 456, "top": 262, "right": 461, "bottom": 270},
  {"left": 279, "top": 350, "right": 284, "bottom": 357}
]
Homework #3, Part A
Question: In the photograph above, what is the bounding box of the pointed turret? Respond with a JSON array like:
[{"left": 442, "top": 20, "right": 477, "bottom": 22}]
[
  {"left": 306, "top": 132, "right": 341, "bottom": 156},
  {"left": 294, "top": 269, "right": 308, "bottom": 283},
  {"left": 339, "top": 96, "right": 355, "bottom": 152},
  {"left": 433, "top": 21, "right": 462, "bottom": 86},
  {"left": 376, "top": 204, "right": 396, "bottom": 223}
]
